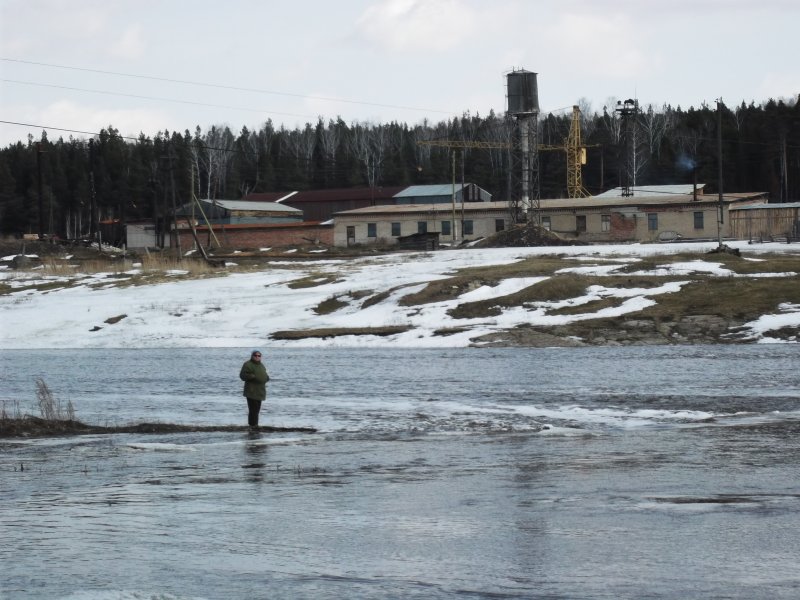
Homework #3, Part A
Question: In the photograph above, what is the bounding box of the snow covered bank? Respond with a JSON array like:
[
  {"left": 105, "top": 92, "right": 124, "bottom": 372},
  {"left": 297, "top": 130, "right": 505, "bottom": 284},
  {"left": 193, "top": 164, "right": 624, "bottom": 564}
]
[{"left": 1, "top": 241, "right": 799, "bottom": 348}]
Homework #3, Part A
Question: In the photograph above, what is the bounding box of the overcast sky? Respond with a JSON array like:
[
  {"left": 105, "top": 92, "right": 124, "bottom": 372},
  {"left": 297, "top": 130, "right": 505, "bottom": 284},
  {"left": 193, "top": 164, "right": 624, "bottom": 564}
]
[{"left": 1, "top": 0, "right": 798, "bottom": 146}]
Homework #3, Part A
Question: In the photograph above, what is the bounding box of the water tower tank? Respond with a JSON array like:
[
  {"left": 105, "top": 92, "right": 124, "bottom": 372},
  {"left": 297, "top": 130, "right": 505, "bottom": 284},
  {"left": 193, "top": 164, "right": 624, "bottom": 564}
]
[{"left": 507, "top": 70, "right": 539, "bottom": 115}]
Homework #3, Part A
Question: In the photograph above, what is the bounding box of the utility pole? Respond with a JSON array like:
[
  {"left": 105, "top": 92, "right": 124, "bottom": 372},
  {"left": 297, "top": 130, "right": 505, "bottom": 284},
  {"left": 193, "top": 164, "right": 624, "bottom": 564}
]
[
  {"left": 716, "top": 99, "right": 724, "bottom": 248},
  {"left": 150, "top": 175, "right": 161, "bottom": 248},
  {"left": 780, "top": 132, "right": 788, "bottom": 202},
  {"left": 168, "top": 151, "right": 180, "bottom": 257},
  {"left": 36, "top": 142, "right": 44, "bottom": 239},
  {"left": 461, "top": 151, "right": 466, "bottom": 241},
  {"left": 88, "top": 139, "right": 97, "bottom": 242},
  {"left": 451, "top": 151, "right": 456, "bottom": 243}
]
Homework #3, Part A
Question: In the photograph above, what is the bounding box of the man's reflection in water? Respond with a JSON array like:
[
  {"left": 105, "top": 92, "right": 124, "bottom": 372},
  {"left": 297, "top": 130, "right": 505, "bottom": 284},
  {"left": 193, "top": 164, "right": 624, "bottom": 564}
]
[{"left": 244, "top": 433, "right": 267, "bottom": 483}]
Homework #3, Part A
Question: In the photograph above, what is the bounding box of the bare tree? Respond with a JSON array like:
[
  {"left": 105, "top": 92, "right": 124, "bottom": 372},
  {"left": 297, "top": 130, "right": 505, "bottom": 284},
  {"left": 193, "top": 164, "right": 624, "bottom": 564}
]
[
  {"left": 411, "top": 121, "right": 434, "bottom": 171},
  {"left": 602, "top": 97, "right": 623, "bottom": 144},
  {"left": 193, "top": 125, "right": 235, "bottom": 199},
  {"left": 347, "top": 122, "right": 388, "bottom": 189},
  {"left": 283, "top": 123, "right": 316, "bottom": 181},
  {"left": 638, "top": 103, "right": 673, "bottom": 159},
  {"left": 577, "top": 97, "right": 598, "bottom": 140},
  {"left": 318, "top": 118, "right": 341, "bottom": 165}
]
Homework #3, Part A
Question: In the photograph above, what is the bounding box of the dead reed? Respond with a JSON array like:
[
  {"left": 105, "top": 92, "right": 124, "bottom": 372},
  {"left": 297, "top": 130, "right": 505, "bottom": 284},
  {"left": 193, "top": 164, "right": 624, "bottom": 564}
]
[{"left": 35, "top": 378, "right": 75, "bottom": 422}]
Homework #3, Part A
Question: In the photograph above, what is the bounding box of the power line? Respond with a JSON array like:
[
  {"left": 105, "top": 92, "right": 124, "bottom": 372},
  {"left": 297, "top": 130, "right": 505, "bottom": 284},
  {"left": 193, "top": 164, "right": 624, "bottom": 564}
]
[
  {"left": 2, "top": 79, "right": 316, "bottom": 119},
  {"left": 0, "top": 119, "right": 254, "bottom": 155},
  {"left": 1, "top": 57, "right": 454, "bottom": 115},
  {"left": 0, "top": 119, "right": 142, "bottom": 141}
]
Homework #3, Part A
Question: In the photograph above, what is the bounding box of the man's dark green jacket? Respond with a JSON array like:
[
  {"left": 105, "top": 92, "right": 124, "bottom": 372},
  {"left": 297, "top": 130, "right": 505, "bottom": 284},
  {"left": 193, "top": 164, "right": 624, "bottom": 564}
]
[{"left": 240, "top": 359, "right": 269, "bottom": 401}]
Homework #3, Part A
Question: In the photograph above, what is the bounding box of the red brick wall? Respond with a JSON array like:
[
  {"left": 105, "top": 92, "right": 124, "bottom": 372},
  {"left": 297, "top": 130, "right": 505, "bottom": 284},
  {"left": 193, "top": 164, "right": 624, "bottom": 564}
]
[
  {"left": 610, "top": 213, "right": 637, "bottom": 241},
  {"left": 177, "top": 223, "right": 333, "bottom": 249}
]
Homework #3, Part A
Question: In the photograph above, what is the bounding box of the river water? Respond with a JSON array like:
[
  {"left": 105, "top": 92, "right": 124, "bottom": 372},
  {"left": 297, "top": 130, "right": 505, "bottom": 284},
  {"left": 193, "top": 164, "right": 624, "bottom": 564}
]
[{"left": 1, "top": 346, "right": 799, "bottom": 599}]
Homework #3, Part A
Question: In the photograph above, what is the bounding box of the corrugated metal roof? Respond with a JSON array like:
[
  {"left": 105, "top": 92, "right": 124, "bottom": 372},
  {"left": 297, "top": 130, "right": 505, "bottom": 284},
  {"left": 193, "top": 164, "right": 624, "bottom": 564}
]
[
  {"left": 199, "top": 199, "right": 301, "bottom": 213},
  {"left": 540, "top": 193, "right": 764, "bottom": 210},
  {"left": 246, "top": 187, "right": 405, "bottom": 203},
  {"left": 334, "top": 193, "right": 767, "bottom": 216},
  {"left": 186, "top": 221, "right": 329, "bottom": 230},
  {"left": 594, "top": 184, "right": 707, "bottom": 198},
  {"left": 334, "top": 201, "right": 508, "bottom": 216},
  {"left": 241, "top": 192, "right": 288, "bottom": 202},
  {"left": 732, "top": 202, "right": 800, "bottom": 210},
  {"left": 394, "top": 184, "right": 466, "bottom": 198}
]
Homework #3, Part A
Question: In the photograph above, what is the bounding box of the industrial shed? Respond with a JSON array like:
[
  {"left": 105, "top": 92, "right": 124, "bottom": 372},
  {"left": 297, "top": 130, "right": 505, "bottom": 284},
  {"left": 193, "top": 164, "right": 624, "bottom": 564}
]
[
  {"left": 245, "top": 183, "right": 491, "bottom": 222},
  {"left": 176, "top": 199, "right": 303, "bottom": 225},
  {"left": 173, "top": 198, "right": 322, "bottom": 250},
  {"left": 246, "top": 187, "right": 405, "bottom": 222},
  {"left": 175, "top": 221, "right": 332, "bottom": 250},
  {"left": 538, "top": 188, "right": 768, "bottom": 243},
  {"left": 393, "top": 183, "right": 492, "bottom": 204},
  {"left": 729, "top": 202, "right": 800, "bottom": 242},
  {"left": 333, "top": 202, "right": 511, "bottom": 247},
  {"left": 333, "top": 187, "right": 769, "bottom": 247}
]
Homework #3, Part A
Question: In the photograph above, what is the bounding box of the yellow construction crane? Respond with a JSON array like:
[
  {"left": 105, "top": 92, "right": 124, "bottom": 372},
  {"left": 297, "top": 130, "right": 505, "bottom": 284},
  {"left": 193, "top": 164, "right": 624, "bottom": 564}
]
[
  {"left": 418, "top": 105, "right": 595, "bottom": 199},
  {"left": 565, "top": 105, "right": 591, "bottom": 198}
]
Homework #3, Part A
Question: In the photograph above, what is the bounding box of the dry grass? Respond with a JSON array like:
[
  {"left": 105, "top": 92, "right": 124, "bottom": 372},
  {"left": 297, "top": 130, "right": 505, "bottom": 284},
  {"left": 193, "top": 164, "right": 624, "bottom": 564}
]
[
  {"left": 361, "top": 284, "right": 418, "bottom": 308},
  {"left": 432, "top": 327, "right": 472, "bottom": 337},
  {"left": 444, "top": 271, "right": 705, "bottom": 320},
  {"left": 314, "top": 295, "right": 350, "bottom": 315},
  {"left": 0, "top": 379, "right": 76, "bottom": 437},
  {"left": 401, "top": 251, "right": 797, "bottom": 323},
  {"left": 287, "top": 274, "right": 340, "bottom": 289},
  {"left": 1, "top": 399, "right": 22, "bottom": 421},
  {"left": 615, "top": 251, "right": 800, "bottom": 275},
  {"left": 271, "top": 325, "right": 412, "bottom": 340},
  {"left": 639, "top": 276, "right": 800, "bottom": 320},
  {"left": 35, "top": 378, "right": 75, "bottom": 421},
  {"left": 397, "top": 257, "right": 573, "bottom": 308}
]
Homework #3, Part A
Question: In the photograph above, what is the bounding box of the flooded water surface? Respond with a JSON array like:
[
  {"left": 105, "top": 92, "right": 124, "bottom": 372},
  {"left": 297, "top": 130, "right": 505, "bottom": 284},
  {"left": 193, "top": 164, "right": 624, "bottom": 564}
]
[{"left": 2, "top": 346, "right": 800, "bottom": 599}]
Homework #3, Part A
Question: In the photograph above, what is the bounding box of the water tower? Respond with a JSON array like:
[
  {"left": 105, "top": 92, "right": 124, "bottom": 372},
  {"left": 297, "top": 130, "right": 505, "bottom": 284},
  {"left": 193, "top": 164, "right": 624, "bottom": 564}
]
[{"left": 506, "top": 69, "right": 540, "bottom": 221}]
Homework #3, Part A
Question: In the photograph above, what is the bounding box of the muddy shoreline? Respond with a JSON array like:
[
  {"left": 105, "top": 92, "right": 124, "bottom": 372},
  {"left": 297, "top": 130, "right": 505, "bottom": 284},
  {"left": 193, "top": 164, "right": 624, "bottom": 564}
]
[{"left": 0, "top": 416, "right": 317, "bottom": 439}]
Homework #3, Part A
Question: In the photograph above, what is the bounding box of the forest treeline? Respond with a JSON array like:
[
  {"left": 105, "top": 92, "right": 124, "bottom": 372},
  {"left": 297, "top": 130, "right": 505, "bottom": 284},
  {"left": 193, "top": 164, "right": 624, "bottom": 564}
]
[{"left": 0, "top": 97, "right": 798, "bottom": 238}]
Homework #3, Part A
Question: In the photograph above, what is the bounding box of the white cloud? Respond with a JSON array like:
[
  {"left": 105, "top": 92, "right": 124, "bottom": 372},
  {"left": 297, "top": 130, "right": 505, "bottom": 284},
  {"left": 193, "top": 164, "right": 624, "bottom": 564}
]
[
  {"left": 0, "top": 0, "right": 110, "bottom": 55},
  {"left": 355, "top": 0, "right": 480, "bottom": 51},
  {"left": 111, "top": 24, "right": 146, "bottom": 60},
  {"left": 39, "top": 100, "right": 170, "bottom": 138},
  {"left": 756, "top": 72, "right": 800, "bottom": 103},
  {"left": 542, "top": 12, "right": 651, "bottom": 79}
]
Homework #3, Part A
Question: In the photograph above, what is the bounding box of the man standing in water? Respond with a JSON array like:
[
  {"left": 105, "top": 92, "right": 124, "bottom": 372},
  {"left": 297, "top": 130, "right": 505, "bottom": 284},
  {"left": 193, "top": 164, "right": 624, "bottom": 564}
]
[{"left": 240, "top": 350, "right": 269, "bottom": 430}]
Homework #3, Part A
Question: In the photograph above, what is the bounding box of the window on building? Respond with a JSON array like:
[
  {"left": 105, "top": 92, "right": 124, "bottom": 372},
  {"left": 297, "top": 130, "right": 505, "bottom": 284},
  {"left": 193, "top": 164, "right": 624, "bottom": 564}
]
[
  {"left": 541, "top": 216, "right": 551, "bottom": 231},
  {"left": 601, "top": 214, "right": 611, "bottom": 232},
  {"left": 417, "top": 221, "right": 428, "bottom": 234},
  {"left": 648, "top": 213, "right": 658, "bottom": 231},
  {"left": 391, "top": 222, "right": 401, "bottom": 236},
  {"left": 441, "top": 220, "right": 451, "bottom": 236},
  {"left": 495, "top": 219, "right": 505, "bottom": 232},
  {"left": 367, "top": 223, "right": 377, "bottom": 238},
  {"left": 694, "top": 211, "right": 704, "bottom": 229},
  {"left": 576, "top": 215, "right": 587, "bottom": 232},
  {"left": 463, "top": 220, "right": 474, "bottom": 235}
]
